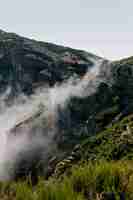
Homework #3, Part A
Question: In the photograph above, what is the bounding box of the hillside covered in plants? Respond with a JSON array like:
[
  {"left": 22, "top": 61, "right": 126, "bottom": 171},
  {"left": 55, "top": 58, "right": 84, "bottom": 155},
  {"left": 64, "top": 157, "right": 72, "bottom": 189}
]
[{"left": 0, "top": 30, "right": 133, "bottom": 199}]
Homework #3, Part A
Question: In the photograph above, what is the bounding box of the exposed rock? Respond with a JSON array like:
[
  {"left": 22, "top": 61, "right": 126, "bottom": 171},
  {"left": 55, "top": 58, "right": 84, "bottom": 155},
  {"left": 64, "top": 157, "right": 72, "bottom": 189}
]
[
  {"left": 0, "top": 29, "right": 97, "bottom": 98},
  {"left": 1, "top": 30, "right": 133, "bottom": 180}
]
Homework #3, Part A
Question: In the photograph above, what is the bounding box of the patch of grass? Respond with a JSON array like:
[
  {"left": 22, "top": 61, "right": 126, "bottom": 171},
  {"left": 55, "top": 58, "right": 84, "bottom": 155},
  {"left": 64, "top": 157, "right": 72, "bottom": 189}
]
[
  {"left": 62, "top": 161, "right": 133, "bottom": 199},
  {"left": 0, "top": 161, "right": 133, "bottom": 199}
]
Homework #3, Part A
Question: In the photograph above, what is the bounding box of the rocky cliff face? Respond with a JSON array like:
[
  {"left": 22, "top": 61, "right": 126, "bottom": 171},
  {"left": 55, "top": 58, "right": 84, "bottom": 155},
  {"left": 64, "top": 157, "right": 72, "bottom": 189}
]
[
  {"left": 0, "top": 30, "right": 99, "bottom": 97},
  {"left": 0, "top": 30, "right": 105, "bottom": 145},
  {"left": 0, "top": 30, "right": 103, "bottom": 179},
  {"left": 1, "top": 30, "right": 133, "bottom": 136},
  {"left": 1, "top": 30, "right": 133, "bottom": 180}
]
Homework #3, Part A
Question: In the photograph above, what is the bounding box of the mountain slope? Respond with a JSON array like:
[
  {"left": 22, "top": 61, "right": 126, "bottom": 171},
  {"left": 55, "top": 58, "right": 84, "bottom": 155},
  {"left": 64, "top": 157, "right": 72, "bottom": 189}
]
[
  {"left": 0, "top": 29, "right": 100, "bottom": 96},
  {"left": 1, "top": 29, "right": 133, "bottom": 184}
]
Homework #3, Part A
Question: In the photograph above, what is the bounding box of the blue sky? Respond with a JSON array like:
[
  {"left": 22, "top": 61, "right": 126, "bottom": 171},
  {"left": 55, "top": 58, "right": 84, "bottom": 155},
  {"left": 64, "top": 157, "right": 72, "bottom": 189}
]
[{"left": 0, "top": 0, "right": 133, "bottom": 60}]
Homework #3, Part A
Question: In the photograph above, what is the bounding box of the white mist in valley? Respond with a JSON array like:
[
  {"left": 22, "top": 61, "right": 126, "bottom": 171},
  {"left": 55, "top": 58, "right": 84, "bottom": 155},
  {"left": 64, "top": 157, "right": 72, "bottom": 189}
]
[{"left": 0, "top": 59, "right": 110, "bottom": 180}]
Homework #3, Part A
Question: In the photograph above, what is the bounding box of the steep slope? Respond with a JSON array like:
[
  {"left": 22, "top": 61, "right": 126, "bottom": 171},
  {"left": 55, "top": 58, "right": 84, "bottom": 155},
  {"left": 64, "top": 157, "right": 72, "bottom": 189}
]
[
  {"left": 1, "top": 30, "right": 133, "bottom": 182},
  {"left": 0, "top": 29, "right": 99, "bottom": 96},
  {"left": 53, "top": 114, "right": 133, "bottom": 177},
  {"left": 53, "top": 57, "right": 133, "bottom": 179},
  {"left": 0, "top": 29, "right": 105, "bottom": 180}
]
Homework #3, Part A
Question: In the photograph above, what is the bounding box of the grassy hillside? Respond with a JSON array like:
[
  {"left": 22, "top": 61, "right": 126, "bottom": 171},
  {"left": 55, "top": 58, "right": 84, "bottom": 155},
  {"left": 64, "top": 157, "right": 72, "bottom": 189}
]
[
  {"left": 81, "top": 114, "right": 133, "bottom": 161},
  {"left": 1, "top": 30, "right": 133, "bottom": 199},
  {"left": 0, "top": 113, "right": 132, "bottom": 199},
  {"left": 54, "top": 114, "right": 133, "bottom": 177},
  {"left": 0, "top": 161, "right": 133, "bottom": 199}
]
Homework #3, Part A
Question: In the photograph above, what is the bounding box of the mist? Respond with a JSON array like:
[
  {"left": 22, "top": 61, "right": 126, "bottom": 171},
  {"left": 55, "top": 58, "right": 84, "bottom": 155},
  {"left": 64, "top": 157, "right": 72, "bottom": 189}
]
[{"left": 0, "top": 58, "right": 111, "bottom": 180}]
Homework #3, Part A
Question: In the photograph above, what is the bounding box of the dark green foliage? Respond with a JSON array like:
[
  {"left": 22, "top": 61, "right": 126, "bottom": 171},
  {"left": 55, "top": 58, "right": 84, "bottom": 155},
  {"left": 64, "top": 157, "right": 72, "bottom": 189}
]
[{"left": 80, "top": 114, "right": 133, "bottom": 161}]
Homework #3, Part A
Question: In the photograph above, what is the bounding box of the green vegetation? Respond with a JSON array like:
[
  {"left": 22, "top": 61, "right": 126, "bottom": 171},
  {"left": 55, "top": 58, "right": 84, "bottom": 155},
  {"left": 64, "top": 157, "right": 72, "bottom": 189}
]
[
  {"left": 2, "top": 87, "right": 133, "bottom": 199},
  {"left": 1, "top": 30, "right": 133, "bottom": 199},
  {"left": 0, "top": 161, "right": 133, "bottom": 199},
  {"left": 80, "top": 114, "right": 133, "bottom": 161},
  {"left": 1, "top": 110, "right": 131, "bottom": 199}
]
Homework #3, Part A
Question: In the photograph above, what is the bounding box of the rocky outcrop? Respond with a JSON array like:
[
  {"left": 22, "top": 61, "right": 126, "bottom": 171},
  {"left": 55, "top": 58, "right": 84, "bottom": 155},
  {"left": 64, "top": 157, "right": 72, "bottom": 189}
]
[
  {"left": 1, "top": 30, "right": 133, "bottom": 180},
  {"left": 0, "top": 30, "right": 98, "bottom": 97}
]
